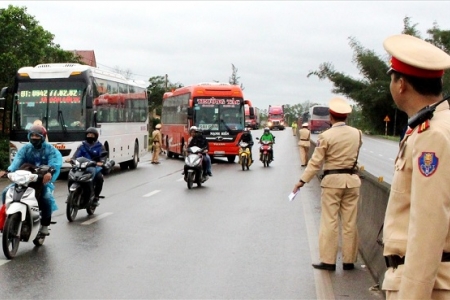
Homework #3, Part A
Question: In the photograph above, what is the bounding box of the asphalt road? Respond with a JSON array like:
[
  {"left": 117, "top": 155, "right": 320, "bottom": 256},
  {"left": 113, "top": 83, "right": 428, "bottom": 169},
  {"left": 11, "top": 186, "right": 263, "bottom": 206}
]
[{"left": 0, "top": 129, "right": 384, "bottom": 299}]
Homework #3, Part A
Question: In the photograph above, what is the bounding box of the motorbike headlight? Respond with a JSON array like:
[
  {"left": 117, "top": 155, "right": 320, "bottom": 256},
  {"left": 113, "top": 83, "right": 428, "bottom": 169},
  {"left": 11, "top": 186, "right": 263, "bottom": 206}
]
[
  {"left": 79, "top": 173, "right": 93, "bottom": 181},
  {"left": 186, "top": 155, "right": 201, "bottom": 167}
]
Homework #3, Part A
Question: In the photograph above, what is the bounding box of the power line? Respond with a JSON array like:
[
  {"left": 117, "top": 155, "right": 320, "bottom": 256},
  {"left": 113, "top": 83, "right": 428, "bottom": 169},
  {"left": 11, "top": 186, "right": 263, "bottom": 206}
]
[{"left": 95, "top": 62, "right": 151, "bottom": 81}]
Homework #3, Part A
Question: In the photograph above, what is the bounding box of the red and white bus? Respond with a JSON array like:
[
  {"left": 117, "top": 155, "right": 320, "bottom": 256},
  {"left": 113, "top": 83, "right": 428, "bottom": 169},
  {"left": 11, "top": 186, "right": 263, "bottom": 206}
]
[
  {"left": 161, "top": 82, "right": 250, "bottom": 163},
  {"left": 308, "top": 105, "right": 330, "bottom": 133},
  {"left": 0, "top": 63, "right": 149, "bottom": 172}
]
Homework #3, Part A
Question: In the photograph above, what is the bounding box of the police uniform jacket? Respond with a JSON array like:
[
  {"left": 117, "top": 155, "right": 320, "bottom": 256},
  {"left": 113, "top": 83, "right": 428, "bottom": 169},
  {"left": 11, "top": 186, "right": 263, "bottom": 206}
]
[
  {"left": 298, "top": 128, "right": 311, "bottom": 147},
  {"left": 383, "top": 101, "right": 450, "bottom": 298},
  {"left": 152, "top": 129, "right": 162, "bottom": 144},
  {"left": 300, "top": 122, "right": 361, "bottom": 188}
]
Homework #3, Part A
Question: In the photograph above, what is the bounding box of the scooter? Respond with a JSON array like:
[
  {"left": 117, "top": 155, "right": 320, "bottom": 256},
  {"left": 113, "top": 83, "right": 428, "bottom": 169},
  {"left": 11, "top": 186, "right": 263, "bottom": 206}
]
[
  {"left": 66, "top": 152, "right": 114, "bottom": 222},
  {"left": 2, "top": 165, "right": 53, "bottom": 259},
  {"left": 259, "top": 140, "right": 273, "bottom": 168},
  {"left": 184, "top": 146, "right": 208, "bottom": 189},
  {"left": 238, "top": 141, "right": 252, "bottom": 171}
]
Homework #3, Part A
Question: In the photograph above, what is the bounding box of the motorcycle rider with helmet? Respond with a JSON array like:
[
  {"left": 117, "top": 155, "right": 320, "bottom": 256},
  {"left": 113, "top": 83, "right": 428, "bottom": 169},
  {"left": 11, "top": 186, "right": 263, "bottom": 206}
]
[
  {"left": 259, "top": 127, "right": 276, "bottom": 161},
  {"left": 187, "top": 126, "right": 213, "bottom": 176},
  {"left": 0, "top": 125, "right": 62, "bottom": 236},
  {"left": 238, "top": 127, "right": 254, "bottom": 163},
  {"left": 69, "top": 127, "right": 107, "bottom": 206}
]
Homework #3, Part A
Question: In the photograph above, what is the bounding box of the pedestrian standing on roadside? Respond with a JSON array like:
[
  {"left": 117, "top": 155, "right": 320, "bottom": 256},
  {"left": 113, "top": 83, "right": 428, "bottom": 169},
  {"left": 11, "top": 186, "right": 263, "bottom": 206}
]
[
  {"left": 381, "top": 34, "right": 450, "bottom": 299},
  {"left": 298, "top": 122, "right": 311, "bottom": 166},
  {"left": 292, "top": 97, "right": 362, "bottom": 272},
  {"left": 151, "top": 124, "right": 162, "bottom": 164}
]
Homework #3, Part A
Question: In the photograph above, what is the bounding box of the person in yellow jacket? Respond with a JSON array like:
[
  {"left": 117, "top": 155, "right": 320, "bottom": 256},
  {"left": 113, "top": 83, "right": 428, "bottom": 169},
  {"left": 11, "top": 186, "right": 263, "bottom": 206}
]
[
  {"left": 298, "top": 123, "right": 310, "bottom": 166},
  {"left": 381, "top": 34, "right": 450, "bottom": 299},
  {"left": 292, "top": 97, "right": 362, "bottom": 272},
  {"left": 291, "top": 121, "right": 298, "bottom": 136},
  {"left": 151, "top": 124, "right": 162, "bottom": 164}
]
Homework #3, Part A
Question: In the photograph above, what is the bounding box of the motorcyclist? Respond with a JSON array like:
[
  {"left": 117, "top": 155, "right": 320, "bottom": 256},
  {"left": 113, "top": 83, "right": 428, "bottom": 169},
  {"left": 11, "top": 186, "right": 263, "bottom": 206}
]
[
  {"left": 69, "top": 127, "right": 107, "bottom": 206},
  {"left": 0, "top": 125, "right": 62, "bottom": 236},
  {"left": 259, "top": 127, "right": 275, "bottom": 161},
  {"left": 187, "top": 126, "right": 213, "bottom": 177},
  {"left": 238, "top": 127, "right": 254, "bottom": 163}
]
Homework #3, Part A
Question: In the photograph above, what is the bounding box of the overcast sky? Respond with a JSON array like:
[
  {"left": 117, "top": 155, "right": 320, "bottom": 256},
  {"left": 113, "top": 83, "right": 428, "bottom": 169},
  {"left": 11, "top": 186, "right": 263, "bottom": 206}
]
[{"left": 8, "top": 1, "right": 450, "bottom": 110}]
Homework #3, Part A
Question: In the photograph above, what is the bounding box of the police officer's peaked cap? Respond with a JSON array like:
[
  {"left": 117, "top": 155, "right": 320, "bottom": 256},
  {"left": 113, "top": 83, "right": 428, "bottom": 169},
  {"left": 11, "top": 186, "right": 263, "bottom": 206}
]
[
  {"left": 329, "top": 97, "right": 351, "bottom": 118},
  {"left": 384, "top": 34, "right": 450, "bottom": 78}
]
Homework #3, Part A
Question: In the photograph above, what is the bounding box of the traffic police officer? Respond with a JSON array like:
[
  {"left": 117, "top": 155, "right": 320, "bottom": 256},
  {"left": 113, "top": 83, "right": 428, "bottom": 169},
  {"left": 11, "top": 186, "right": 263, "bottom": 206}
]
[
  {"left": 151, "top": 124, "right": 162, "bottom": 164},
  {"left": 291, "top": 121, "right": 298, "bottom": 136},
  {"left": 292, "top": 97, "right": 362, "bottom": 271},
  {"left": 298, "top": 122, "right": 311, "bottom": 166},
  {"left": 382, "top": 34, "right": 450, "bottom": 299}
]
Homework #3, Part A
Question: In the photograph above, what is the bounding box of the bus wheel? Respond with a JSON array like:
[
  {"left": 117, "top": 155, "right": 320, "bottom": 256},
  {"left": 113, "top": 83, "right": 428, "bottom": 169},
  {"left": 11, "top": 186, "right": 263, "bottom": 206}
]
[
  {"left": 119, "top": 163, "right": 129, "bottom": 170},
  {"left": 129, "top": 141, "right": 139, "bottom": 169},
  {"left": 227, "top": 155, "right": 236, "bottom": 163}
]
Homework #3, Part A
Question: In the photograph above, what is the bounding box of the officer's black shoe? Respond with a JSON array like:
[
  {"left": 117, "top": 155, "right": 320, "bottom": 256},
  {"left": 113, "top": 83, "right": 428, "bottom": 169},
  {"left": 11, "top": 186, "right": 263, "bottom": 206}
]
[
  {"left": 207, "top": 172, "right": 213, "bottom": 177},
  {"left": 312, "top": 262, "right": 336, "bottom": 271},
  {"left": 343, "top": 263, "right": 355, "bottom": 270}
]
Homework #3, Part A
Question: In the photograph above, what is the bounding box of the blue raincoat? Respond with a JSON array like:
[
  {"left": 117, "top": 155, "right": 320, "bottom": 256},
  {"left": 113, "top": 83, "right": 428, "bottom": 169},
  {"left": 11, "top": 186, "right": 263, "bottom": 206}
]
[{"left": 2, "top": 141, "right": 62, "bottom": 214}]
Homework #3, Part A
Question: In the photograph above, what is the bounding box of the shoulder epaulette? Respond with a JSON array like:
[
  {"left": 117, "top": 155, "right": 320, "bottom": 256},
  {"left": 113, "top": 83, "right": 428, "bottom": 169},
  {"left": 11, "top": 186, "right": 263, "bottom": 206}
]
[{"left": 418, "top": 120, "right": 430, "bottom": 133}]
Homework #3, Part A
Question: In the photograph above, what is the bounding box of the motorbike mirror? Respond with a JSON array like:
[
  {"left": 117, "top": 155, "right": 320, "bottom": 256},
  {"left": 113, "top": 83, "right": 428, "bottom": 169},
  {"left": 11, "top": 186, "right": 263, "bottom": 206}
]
[
  {"left": 100, "top": 151, "right": 108, "bottom": 157},
  {"left": 255, "top": 137, "right": 260, "bottom": 140}
]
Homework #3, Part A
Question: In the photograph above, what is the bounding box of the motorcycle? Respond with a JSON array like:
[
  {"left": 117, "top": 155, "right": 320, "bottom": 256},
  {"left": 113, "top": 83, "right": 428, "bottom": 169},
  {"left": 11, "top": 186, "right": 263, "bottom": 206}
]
[
  {"left": 184, "top": 146, "right": 208, "bottom": 189},
  {"left": 66, "top": 152, "right": 114, "bottom": 222},
  {"left": 259, "top": 140, "right": 273, "bottom": 167},
  {"left": 238, "top": 141, "right": 252, "bottom": 171},
  {"left": 2, "top": 165, "right": 53, "bottom": 259}
]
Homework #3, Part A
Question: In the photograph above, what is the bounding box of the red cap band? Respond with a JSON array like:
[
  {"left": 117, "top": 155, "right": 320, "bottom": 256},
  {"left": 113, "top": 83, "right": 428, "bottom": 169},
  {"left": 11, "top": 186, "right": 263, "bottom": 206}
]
[
  {"left": 329, "top": 110, "right": 347, "bottom": 118},
  {"left": 390, "top": 56, "right": 444, "bottom": 78}
]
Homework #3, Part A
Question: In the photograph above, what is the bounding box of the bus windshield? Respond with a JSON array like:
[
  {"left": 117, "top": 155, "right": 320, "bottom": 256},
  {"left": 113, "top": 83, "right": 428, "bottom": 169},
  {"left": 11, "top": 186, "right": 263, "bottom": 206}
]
[
  {"left": 13, "top": 80, "right": 86, "bottom": 131},
  {"left": 312, "top": 106, "right": 329, "bottom": 117},
  {"left": 194, "top": 97, "right": 244, "bottom": 131}
]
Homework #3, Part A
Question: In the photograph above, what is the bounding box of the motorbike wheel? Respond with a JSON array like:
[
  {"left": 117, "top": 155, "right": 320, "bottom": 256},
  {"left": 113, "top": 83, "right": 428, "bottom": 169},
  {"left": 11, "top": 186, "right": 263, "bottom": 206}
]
[
  {"left": 241, "top": 156, "right": 247, "bottom": 171},
  {"left": 2, "top": 213, "right": 21, "bottom": 259},
  {"left": 196, "top": 173, "right": 202, "bottom": 187},
  {"left": 187, "top": 172, "right": 194, "bottom": 189},
  {"left": 66, "top": 190, "right": 81, "bottom": 222},
  {"left": 263, "top": 154, "right": 268, "bottom": 168}
]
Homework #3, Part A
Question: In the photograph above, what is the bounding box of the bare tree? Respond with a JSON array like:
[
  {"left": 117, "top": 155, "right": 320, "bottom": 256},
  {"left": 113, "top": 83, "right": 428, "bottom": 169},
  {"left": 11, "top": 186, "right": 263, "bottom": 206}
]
[{"left": 229, "top": 63, "right": 245, "bottom": 90}]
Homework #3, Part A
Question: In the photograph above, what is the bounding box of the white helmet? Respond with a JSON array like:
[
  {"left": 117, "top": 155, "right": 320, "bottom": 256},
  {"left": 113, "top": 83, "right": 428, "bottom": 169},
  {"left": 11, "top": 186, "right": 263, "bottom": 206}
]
[{"left": 189, "top": 126, "right": 198, "bottom": 132}]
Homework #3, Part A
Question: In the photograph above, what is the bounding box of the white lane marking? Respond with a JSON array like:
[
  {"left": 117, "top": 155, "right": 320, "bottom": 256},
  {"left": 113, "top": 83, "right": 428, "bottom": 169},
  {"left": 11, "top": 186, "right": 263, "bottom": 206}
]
[
  {"left": 0, "top": 259, "right": 10, "bottom": 266},
  {"left": 302, "top": 185, "right": 335, "bottom": 300},
  {"left": 81, "top": 212, "right": 113, "bottom": 225},
  {"left": 143, "top": 190, "right": 161, "bottom": 197}
]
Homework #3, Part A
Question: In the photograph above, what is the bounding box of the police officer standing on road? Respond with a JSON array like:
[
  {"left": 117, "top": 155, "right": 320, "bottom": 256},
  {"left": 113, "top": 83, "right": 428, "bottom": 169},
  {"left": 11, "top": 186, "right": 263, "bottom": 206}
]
[
  {"left": 298, "top": 122, "right": 311, "bottom": 167},
  {"left": 291, "top": 121, "right": 298, "bottom": 136},
  {"left": 381, "top": 34, "right": 450, "bottom": 299},
  {"left": 292, "top": 97, "right": 362, "bottom": 272},
  {"left": 151, "top": 124, "right": 162, "bottom": 164}
]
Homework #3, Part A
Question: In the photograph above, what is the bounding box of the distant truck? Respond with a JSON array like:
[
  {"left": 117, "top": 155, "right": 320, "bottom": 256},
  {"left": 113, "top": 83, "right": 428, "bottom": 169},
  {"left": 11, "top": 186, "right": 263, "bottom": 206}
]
[
  {"left": 244, "top": 101, "right": 260, "bottom": 129},
  {"left": 267, "top": 105, "right": 285, "bottom": 130}
]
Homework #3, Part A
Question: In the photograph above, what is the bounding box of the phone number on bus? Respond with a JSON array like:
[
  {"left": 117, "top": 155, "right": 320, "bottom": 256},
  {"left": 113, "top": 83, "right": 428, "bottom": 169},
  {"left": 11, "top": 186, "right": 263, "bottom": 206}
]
[{"left": 197, "top": 98, "right": 241, "bottom": 105}]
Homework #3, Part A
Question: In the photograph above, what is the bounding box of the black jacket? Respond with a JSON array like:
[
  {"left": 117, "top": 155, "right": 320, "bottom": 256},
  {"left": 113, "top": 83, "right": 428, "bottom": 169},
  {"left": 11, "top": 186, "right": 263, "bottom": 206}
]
[
  {"left": 239, "top": 133, "right": 254, "bottom": 145},
  {"left": 188, "top": 135, "right": 209, "bottom": 151}
]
